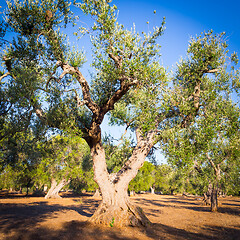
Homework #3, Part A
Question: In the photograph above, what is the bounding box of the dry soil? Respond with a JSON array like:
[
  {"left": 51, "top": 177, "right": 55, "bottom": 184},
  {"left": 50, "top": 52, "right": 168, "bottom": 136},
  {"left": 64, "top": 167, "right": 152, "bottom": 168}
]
[{"left": 0, "top": 191, "right": 239, "bottom": 240}]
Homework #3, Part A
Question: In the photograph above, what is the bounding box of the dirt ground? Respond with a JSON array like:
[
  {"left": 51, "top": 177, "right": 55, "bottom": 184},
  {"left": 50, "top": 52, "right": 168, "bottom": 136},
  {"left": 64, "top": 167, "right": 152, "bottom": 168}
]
[{"left": 0, "top": 191, "right": 239, "bottom": 240}]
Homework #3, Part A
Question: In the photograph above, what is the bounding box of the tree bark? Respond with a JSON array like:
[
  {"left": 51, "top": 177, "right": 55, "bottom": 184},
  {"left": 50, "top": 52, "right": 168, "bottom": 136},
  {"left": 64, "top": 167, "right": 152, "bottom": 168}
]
[
  {"left": 88, "top": 130, "right": 155, "bottom": 227},
  {"left": 90, "top": 182, "right": 150, "bottom": 227},
  {"left": 206, "top": 154, "right": 221, "bottom": 212},
  {"left": 203, "top": 182, "right": 212, "bottom": 205},
  {"left": 211, "top": 184, "right": 218, "bottom": 212},
  {"left": 45, "top": 178, "right": 70, "bottom": 199}
]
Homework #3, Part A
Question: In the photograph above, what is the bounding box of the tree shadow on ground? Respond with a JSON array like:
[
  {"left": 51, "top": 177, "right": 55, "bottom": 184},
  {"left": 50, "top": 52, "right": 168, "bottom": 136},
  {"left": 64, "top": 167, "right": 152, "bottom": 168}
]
[
  {"left": 3, "top": 221, "right": 139, "bottom": 240},
  {"left": 4, "top": 220, "right": 240, "bottom": 240},
  {"left": 134, "top": 196, "right": 240, "bottom": 215},
  {"left": 218, "top": 207, "right": 240, "bottom": 216},
  {"left": 0, "top": 199, "right": 100, "bottom": 235},
  {"left": 1, "top": 195, "right": 239, "bottom": 240},
  {"left": 144, "top": 223, "right": 240, "bottom": 240},
  {"left": 134, "top": 197, "right": 210, "bottom": 213}
]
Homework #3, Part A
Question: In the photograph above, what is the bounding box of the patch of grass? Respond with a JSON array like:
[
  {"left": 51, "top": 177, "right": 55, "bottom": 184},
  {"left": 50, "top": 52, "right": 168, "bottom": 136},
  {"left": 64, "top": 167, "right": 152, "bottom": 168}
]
[{"left": 109, "top": 217, "right": 115, "bottom": 227}]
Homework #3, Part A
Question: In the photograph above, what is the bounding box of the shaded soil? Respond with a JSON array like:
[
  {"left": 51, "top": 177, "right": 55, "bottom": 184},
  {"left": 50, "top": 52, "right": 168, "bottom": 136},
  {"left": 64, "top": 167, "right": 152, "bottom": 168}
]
[{"left": 0, "top": 191, "right": 239, "bottom": 240}]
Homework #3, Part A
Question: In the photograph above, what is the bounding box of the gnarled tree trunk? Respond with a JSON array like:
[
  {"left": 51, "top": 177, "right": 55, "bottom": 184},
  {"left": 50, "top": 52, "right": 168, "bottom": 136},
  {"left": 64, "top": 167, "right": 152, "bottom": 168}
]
[
  {"left": 90, "top": 182, "right": 149, "bottom": 227},
  {"left": 88, "top": 129, "right": 155, "bottom": 227},
  {"left": 45, "top": 178, "right": 70, "bottom": 199},
  {"left": 206, "top": 154, "right": 221, "bottom": 212},
  {"left": 203, "top": 182, "right": 212, "bottom": 205}
]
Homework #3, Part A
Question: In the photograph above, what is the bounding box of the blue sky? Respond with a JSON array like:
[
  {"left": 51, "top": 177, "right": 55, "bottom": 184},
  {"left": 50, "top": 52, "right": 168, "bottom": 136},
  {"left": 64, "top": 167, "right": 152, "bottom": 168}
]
[{"left": 1, "top": 0, "right": 240, "bottom": 163}]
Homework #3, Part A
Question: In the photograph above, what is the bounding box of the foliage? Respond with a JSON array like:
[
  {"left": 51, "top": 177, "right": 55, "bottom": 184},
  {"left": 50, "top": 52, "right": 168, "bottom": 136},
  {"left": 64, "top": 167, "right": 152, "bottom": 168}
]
[
  {"left": 34, "top": 132, "right": 92, "bottom": 189},
  {"left": 162, "top": 31, "right": 240, "bottom": 196},
  {"left": 154, "top": 164, "right": 174, "bottom": 194},
  {"left": 129, "top": 161, "right": 155, "bottom": 193},
  {"left": 102, "top": 135, "right": 134, "bottom": 173},
  {"left": 0, "top": 127, "right": 42, "bottom": 192}
]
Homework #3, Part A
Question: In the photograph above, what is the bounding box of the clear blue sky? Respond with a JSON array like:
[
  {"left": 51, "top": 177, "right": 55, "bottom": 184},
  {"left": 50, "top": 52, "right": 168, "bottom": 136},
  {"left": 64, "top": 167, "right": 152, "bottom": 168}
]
[{"left": 1, "top": 0, "right": 240, "bottom": 163}]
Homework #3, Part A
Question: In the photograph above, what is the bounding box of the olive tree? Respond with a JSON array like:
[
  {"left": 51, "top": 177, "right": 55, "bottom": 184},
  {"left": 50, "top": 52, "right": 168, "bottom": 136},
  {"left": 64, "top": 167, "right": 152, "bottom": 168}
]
[
  {"left": 2, "top": 0, "right": 239, "bottom": 226},
  {"left": 1, "top": 0, "right": 167, "bottom": 226},
  {"left": 38, "top": 133, "right": 91, "bottom": 199},
  {"left": 162, "top": 32, "right": 240, "bottom": 211}
]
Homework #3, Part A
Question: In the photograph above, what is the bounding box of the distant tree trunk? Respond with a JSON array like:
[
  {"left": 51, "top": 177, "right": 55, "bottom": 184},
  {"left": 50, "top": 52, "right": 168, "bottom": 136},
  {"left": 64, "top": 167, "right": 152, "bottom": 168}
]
[
  {"left": 206, "top": 154, "right": 221, "bottom": 212},
  {"left": 26, "top": 179, "right": 31, "bottom": 196},
  {"left": 211, "top": 184, "right": 218, "bottom": 212},
  {"left": 130, "top": 190, "right": 135, "bottom": 196},
  {"left": 45, "top": 178, "right": 70, "bottom": 199},
  {"left": 43, "top": 184, "right": 48, "bottom": 192},
  {"left": 203, "top": 183, "right": 212, "bottom": 205},
  {"left": 150, "top": 186, "right": 155, "bottom": 194},
  {"left": 93, "top": 189, "right": 101, "bottom": 198}
]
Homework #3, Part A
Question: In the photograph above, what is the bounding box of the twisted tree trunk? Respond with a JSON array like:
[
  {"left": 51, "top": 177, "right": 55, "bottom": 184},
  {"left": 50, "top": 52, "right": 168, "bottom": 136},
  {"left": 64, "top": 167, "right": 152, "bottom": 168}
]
[
  {"left": 88, "top": 129, "right": 155, "bottom": 227},
  {"left": 90, "top": 179, "right": 149, "bottom": 227},
  {"left": 45, "top": 178, "right": 70, "bottom": 199},
  {"left": 203, "top": 182, "right": 212, "bottom": 205},
  {"left": 206, "top": 154, "right": 221, "bottom": 212}
]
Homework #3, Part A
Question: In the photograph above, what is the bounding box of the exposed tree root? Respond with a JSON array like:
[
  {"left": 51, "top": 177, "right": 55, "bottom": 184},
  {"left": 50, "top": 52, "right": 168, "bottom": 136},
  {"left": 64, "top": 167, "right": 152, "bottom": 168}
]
[{"left": 89, "top": 201, "right": 151, "bottom": 227}]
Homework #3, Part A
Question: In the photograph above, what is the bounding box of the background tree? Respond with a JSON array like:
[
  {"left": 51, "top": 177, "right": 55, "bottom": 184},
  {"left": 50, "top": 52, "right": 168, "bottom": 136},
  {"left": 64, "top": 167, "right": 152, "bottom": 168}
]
[
  {"left": 36, "top": 132, "right": 91, "bottom": 199},
  {"left": 162, "top": 32, "right": 240, "bottom": 211},
  {"left": 0, "top": 125, "right": 42, "bottom": 195},
  {"left": 154, "top": 164, "right": 175, "bottom": 194},
  {"left": 128, "top": 161, "right": 155, "bottom": 193}
]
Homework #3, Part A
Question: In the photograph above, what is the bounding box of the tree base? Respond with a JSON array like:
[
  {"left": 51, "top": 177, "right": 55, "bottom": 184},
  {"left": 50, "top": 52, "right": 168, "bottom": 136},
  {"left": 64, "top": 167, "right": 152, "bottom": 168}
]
[
  {"left": 45, "top": 194, "right": 62, "bottom": 199},
  {"left": 89, "top": 201, "right": 151, "bottom": 227}
]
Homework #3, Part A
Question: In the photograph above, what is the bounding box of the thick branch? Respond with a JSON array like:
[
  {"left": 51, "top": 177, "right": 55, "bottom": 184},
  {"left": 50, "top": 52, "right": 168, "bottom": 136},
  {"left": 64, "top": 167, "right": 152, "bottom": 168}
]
[
  {"left": 0, "top": 72, "right": 10, "bottom": 82},
  {"left": 101, "top": 77, "right": 138, "bottom": 116},
  {"left": 180, "top": 67, "right": 218, "bottom": 128},
  {"left": 181, "top": 81, "right": 201, "bottom": 128},
  {"left": 193, "top": 81, "right": 201, "bottom": 109},
  {"left": 115, "top": 128, "right": 157, "bottom": 185},
  {"left": 49, "top": 62, "right": 99, "bottom": 115},
  {"left": 205, "top": 68, "right": 219, "bottom": 74},
  {"left": 206, "top": 153, "right": 218, "bottom": 176}
]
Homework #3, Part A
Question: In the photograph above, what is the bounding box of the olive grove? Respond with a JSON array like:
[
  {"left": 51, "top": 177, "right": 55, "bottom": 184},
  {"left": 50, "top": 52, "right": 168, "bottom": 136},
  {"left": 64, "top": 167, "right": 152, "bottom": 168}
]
[{"left": 1, "top": 0, "right": 239, "bottom": 227}]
